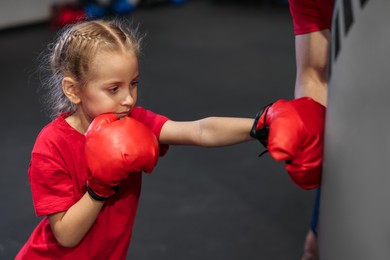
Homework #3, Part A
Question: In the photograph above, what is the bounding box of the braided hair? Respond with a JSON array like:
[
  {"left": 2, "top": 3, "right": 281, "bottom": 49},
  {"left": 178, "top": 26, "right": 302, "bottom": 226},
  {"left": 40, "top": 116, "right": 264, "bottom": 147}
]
[{"left": 40, "top": 19, "right": 142, "bottom": 119}]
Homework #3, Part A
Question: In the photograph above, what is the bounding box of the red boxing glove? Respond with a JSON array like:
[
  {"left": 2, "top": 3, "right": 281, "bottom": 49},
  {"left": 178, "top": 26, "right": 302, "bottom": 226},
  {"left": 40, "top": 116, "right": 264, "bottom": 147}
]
[
  {"left": 85, "top": 114, "right": 160, "bottom": 200},
  {"left": 250, "top": 97, "right": 326, "bottom": 190}
]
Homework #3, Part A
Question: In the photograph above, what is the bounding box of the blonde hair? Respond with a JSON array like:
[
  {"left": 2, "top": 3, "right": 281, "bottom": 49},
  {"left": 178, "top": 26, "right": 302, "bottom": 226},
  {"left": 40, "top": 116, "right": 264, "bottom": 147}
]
[{"left": 40, "top": 19, "right": 142, "bottom": 119}]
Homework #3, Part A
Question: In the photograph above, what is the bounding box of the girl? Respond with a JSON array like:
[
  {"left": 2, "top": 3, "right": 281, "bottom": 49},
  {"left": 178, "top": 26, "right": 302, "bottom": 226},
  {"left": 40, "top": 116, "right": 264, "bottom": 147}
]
[{"left": 16, "top": 19, "right": 254, "bottom": 259}]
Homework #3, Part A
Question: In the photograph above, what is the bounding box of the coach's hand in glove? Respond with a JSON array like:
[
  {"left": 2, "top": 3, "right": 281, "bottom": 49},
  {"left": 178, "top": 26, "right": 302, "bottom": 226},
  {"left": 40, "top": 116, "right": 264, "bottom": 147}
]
[
  {"left": 85, "top": 114, "right": 160, "bottom": 201},
  {"left": 250, "top": 97, "right": 326, "bottom": 190}
]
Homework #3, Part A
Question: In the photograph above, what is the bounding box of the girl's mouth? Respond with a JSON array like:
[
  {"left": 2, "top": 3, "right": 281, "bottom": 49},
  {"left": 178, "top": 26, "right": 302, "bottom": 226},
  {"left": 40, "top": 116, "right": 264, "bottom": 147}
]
[{"left": 116, "top": 111, "right": 130, "bottom": 118}]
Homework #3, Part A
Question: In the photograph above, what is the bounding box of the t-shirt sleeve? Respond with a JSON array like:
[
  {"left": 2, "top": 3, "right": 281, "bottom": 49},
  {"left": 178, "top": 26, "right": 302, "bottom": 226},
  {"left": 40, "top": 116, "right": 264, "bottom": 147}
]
[
  {"left": 130, "top": 107, "right": 170, "bottom": 156},
  {"left": 28, "top": 133, "right": 76, "bottom": 217},
  {"left": 288, "top": 0, "right": 333, "bottom": 35}
]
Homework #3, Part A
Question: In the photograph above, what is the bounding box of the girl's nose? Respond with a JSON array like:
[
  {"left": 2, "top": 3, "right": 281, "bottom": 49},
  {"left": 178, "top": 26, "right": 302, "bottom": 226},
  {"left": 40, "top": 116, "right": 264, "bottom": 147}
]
[{"left": 122, "top": 91, "right": 135, "bottom": 107}]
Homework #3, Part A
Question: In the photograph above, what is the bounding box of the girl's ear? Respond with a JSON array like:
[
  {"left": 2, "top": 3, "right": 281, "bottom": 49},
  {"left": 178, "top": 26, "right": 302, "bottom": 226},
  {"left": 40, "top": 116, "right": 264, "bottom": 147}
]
[{"left": 62, "top": 77, "right": 81, "bottom": 104}]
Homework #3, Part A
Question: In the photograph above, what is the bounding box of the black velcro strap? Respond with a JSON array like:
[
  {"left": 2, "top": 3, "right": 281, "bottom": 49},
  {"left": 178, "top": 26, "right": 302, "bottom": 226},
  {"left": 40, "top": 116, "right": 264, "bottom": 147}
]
[
  {"left": 86, "top": 183, "right": 109, "bottom": 201},
  {"left": 250, "top": 103, "right": 273, "bottom": 149}
]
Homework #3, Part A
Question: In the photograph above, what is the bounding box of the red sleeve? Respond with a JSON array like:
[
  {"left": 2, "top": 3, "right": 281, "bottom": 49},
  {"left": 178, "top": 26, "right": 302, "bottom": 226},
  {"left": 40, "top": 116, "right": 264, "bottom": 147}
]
[
  {"left": 288, "top": 0, "right": 334, "bottom": 35},
  {"left": 28, "top": 134, "right": 76, "bottom": 217},
  {"left": 130, "top": 107, "right": 170, "bottom": 156}
]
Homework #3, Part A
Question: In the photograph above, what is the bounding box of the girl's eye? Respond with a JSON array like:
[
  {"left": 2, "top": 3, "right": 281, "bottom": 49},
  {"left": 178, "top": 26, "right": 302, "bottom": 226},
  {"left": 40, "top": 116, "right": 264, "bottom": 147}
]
[
  {"left": 130, "top": 81, "right": 139, "bottom": 88},
  {"left": 108, "top": 86, "right": 119, "bottom": 93}
]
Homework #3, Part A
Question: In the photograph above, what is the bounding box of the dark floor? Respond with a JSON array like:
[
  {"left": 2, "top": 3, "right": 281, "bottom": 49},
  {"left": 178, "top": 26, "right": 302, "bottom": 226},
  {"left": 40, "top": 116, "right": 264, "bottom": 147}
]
[{"left": 0, "top": 1, "right": 317, "bottom": 259}]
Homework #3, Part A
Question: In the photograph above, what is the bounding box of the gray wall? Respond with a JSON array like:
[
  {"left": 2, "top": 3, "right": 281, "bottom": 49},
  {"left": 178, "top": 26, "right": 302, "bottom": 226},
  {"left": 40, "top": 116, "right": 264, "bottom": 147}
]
[{"left": 0, "top": 0, "right": 66, "bottom": 29}]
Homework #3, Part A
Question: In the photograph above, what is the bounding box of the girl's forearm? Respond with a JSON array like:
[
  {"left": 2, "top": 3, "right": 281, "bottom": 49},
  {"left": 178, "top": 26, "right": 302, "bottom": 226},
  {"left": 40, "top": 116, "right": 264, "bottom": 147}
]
[
  {"left": 49, "top": 192, "right": 104, "bottom": 247},
  {"left": 197, "top": 117, "right": 254, "bottom": 147}
]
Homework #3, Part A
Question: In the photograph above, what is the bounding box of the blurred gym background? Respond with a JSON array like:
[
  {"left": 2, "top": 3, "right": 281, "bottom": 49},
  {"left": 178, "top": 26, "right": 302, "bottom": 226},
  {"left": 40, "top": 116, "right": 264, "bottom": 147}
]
[{"left": 0, "top": 0, "right": 316, "bottom": 259}]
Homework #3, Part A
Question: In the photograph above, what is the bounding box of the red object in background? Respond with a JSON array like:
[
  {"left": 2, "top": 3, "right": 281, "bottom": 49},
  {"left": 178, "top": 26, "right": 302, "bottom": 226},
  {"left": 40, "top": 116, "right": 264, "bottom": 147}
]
[{"left": 50, "top": 3, "right": 86, "bottom": 29}]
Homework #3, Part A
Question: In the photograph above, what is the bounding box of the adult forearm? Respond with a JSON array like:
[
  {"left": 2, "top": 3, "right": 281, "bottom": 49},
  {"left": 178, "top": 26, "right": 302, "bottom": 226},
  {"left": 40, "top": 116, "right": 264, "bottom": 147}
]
[
  {"left": 294, "top": 75, "right": 328, "bottom": 107},
  {"left": 294, "top": 30, "right": 330, "bottom": 107}
]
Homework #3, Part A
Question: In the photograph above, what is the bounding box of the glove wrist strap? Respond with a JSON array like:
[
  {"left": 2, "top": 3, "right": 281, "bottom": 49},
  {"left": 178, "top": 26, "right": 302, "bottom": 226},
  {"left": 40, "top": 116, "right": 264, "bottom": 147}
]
[
  {"left": 250, "top": 103, "right": 273, "bottom": 154},
  {"left": 86, "top": 182, "right": 110, "bottom": 201}
]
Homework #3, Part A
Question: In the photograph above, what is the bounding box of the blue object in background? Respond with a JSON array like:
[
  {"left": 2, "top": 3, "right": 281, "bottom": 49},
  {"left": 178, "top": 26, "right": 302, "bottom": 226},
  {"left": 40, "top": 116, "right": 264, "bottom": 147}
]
[
  {"left": 85, "top": 2, "right": 107, "bottom": 19},
  {"left": 170, "top": 0, "right": 187, "bottom": 6},
  {"left": 110, "top": 0, "right": 137, "bottom": 15}
]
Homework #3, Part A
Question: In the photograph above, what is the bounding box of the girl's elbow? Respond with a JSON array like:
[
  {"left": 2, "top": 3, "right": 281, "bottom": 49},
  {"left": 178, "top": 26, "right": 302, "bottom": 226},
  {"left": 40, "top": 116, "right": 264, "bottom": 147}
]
[
  {"left": 57, "top": 238, "right": 80, "bottom": 248},
  {"left": 54, "top": 233, "right": 82, "bottom": 248}
]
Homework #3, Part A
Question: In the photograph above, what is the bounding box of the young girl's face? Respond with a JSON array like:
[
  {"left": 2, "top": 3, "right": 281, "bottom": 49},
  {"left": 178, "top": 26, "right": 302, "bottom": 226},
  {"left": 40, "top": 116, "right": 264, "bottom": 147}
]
[{"left": 74, "top": 50, "right": 139, "bottom": 129}]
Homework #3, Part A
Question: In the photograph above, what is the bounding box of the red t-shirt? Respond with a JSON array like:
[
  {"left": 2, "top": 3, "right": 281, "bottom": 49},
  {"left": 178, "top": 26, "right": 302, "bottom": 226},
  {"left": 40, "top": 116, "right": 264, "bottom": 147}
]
[
  {"left": 289, "top": 0, "right": 335, "bottom": 35},
  {"left": 16, "top": 107, "right": 169, "bottom": 260}
]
